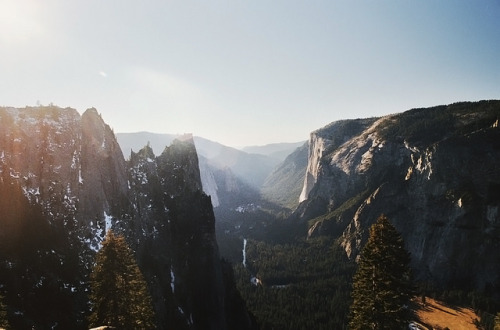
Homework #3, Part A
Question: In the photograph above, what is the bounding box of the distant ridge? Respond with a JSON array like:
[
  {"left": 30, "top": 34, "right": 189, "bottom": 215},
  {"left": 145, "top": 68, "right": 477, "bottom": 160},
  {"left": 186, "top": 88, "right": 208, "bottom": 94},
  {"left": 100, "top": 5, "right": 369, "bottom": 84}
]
[
  {"left": 116, "top": 132, "right": 299, "bottom": 190},
  {"left": 241, "top": 141, "right": 305, "bottom": 160}
]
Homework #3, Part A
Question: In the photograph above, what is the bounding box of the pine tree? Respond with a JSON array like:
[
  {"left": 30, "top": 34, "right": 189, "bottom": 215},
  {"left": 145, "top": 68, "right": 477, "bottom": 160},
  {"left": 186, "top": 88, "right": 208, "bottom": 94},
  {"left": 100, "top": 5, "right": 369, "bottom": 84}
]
[
  {"left": 349, "top": 214, "right": 412, "bottom": 330},
  {"left": 88, "top": 230, "right": 155, "bottom": 329}
]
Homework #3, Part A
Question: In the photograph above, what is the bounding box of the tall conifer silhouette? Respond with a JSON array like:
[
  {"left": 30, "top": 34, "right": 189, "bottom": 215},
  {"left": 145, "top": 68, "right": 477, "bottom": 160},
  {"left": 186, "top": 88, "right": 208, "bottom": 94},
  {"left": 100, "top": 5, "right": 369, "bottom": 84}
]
[
  {"left": 349, "top": 215, "right": 412, "bottom": 329},
  {"left": 88, "top": 230, "right": 154, "bottom": 329}
]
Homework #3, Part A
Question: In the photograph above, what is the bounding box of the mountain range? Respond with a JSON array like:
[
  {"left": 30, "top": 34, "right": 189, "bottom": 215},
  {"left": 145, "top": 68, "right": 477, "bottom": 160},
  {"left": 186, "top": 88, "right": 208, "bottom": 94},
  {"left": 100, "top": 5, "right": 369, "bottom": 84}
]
[
  {"left": 119, "top": 101, "right": 500, "bottom": 299},
  {"left": 1, "top": 100, "right": 499, "bottom": 328},
  {"left": 116, "top": 132, "right": 303, "bottom": 208}
]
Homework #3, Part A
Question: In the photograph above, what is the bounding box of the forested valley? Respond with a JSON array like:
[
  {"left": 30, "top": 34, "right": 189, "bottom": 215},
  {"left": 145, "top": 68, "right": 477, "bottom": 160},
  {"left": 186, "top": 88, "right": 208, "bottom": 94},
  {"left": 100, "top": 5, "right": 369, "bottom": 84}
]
[{"left": 219, "top": 213, "right": 500, "bottom": 329}]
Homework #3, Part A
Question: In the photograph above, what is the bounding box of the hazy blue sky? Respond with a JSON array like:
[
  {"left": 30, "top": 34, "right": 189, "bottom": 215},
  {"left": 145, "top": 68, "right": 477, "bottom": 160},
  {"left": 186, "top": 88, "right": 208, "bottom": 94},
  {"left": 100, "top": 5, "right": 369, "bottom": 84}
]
[{"left": 1, "top": 0, "right": 499, "bottom": 147}]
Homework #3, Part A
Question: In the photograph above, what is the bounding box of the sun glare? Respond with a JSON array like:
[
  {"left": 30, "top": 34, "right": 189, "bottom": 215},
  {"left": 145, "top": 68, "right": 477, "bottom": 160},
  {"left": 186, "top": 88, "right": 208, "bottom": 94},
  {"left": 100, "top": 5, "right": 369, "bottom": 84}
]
[{"left": 0, "top": 0, "right": 45, "bottom": 44}]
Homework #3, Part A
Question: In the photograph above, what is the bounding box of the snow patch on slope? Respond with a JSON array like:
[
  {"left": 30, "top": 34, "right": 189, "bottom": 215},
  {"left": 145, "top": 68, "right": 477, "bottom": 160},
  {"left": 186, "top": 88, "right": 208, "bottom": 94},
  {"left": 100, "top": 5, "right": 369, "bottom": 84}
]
[
  {"left": 104, "top": 211, "right": 113, "bottom": 233},
  {"left": 170, "top": 266, "right": 176, "bottom": 293}
]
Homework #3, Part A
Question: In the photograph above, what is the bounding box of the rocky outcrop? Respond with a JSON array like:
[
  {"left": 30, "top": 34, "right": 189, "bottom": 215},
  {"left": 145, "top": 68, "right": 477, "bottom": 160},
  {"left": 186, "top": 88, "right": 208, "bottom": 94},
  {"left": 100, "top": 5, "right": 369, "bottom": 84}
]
[
  {"left": 79, "top": 108, "right": 129, "bottom": 225},
  {"left": 0, "top": 106, "right": 129, "bottom": 249},
  {"left": 127, "top": 136, "right": 230, "bottom": 330},
  {"left": 299, "top": 118, "right": 378, "bottom": 204},
  {"left": 297, "top": 101, "right": 500, "bottom": 295},
  {"left": 0, "top": 106, "right": 126, "bottom": 327},
  {"left": 0, "top": 106, "right": 256, "bottom": 329}
]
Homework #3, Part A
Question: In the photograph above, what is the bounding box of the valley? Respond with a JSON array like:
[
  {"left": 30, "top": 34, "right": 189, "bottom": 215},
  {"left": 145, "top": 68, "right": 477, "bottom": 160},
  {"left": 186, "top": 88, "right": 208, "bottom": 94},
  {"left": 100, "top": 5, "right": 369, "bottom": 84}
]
[
  {"left": 117, "top": 101, "right": 500, "bottom": 329},
  {"left": 1, "top": 100, "right": 500, "bottom": 329}
]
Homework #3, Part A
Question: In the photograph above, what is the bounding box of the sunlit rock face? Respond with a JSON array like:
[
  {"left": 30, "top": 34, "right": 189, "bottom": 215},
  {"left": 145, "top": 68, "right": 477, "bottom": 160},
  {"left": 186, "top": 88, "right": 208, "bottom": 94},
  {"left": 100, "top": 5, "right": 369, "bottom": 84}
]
[
  {"left": 0, "top": 106, "right": 255, "bottom": 330},
  {"left": 297, "top": 101, "right": 500, "bottom": 293},
  {"left": 299, "top": 118, "right": 379, "bottom": 203},
  {"left": 0, "top": 106, "right": 128, "bottom": 249}
]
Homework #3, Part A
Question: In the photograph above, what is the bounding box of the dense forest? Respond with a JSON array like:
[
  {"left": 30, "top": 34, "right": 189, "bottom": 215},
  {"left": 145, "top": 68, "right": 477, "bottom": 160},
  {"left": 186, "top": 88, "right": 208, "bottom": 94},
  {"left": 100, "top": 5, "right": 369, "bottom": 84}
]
[
  {"left": 223, "top": 213, "right": 500, "bottom": 329},
  {"left": 233, "top": 236, "right": 355, "bottom": 329}
]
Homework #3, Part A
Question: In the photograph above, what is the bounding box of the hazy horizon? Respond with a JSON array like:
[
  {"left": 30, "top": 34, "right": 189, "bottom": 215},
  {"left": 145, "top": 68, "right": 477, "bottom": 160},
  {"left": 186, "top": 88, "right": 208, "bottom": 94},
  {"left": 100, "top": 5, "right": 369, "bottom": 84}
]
[{"left": 2, "top": 1, "right": 499, "bottom": 147}]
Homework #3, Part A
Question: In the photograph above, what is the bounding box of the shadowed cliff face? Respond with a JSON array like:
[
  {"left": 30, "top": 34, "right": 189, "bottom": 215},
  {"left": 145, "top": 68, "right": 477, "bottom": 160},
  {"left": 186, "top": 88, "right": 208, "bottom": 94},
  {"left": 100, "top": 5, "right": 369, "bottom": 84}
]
[
  {"left": 297, "top": 101, "right": 500, "bottom": 294},
  {"left": 0, "top": 106, "right": 255, "bottom": 330},
  {"left": 128, "top": 138, "right": 229, "bottom": 330}
]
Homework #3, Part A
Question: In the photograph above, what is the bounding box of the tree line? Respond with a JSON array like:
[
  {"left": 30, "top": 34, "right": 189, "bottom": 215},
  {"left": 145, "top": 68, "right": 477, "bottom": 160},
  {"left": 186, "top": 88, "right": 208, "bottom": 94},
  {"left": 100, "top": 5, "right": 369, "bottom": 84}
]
[{"left": 2, "top": 214, "right": 500, "bottom": 328}]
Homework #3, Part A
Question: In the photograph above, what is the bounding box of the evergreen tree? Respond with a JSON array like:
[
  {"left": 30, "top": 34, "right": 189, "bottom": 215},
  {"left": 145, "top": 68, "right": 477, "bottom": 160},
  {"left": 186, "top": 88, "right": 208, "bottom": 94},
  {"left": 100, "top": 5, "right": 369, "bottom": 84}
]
[
  {"left": 0, "top": 292, "right": 8, "bottom": 329},
  {"left": 349, "top": 214, "right": 412, "bottom": 330},
  {"left": 88, "top": 231, "right": 155, "bottom": 329}
]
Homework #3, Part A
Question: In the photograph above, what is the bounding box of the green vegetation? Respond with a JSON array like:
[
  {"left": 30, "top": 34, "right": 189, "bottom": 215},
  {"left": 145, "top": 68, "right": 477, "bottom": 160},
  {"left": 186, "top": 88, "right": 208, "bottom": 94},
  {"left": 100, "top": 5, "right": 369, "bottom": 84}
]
[
  {"left": 320, "top": 118, "right": 378, "bottom": 157},
  {"left": 349, "top": 215, "right": 413, "bottom": 329},
  {"left": 379, "top": 100, "right": 500, "bottom": 146},
  {"left": 234, "top": 237, "right": 355, "bottom": 329},
  {"left": 88, "top": 231, "right": 155, "bottom": 329},
  {"left": 307, "top": 189, "right": 370, "bottom": 233},
  {"left": 261, "top": 143, "right": 308, "bottom": 210}
]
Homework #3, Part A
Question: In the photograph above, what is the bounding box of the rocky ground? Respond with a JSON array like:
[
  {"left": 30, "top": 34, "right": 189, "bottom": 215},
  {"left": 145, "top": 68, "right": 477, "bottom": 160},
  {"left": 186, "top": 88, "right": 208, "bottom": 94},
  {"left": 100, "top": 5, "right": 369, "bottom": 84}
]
[{"left": 411, "top": 297, "right": 480, "bottom": 330}]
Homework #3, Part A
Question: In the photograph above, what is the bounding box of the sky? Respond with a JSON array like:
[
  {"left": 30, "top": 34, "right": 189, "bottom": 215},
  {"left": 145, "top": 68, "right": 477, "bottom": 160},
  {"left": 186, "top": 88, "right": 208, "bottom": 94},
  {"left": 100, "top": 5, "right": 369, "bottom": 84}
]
[{"left": 1, "top": 0, "right": 499, "bottom": 147}]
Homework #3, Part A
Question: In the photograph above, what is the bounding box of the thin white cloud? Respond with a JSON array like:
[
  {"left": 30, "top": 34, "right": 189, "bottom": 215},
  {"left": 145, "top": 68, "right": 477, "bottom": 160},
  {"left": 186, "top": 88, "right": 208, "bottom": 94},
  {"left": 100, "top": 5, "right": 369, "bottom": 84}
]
[{"left": 99, "top": 71, "right": 108, "bottom": 78}]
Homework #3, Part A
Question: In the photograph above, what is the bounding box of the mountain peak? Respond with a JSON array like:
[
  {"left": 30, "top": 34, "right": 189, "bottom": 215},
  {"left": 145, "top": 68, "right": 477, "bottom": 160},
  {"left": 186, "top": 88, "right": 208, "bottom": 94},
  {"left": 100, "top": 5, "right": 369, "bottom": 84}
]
[
  {"left": 176, "top": 133, "right": 194, "bottom": 142},
  {"left": 82, "top": 107, "right": 100, "bottom": 116}
]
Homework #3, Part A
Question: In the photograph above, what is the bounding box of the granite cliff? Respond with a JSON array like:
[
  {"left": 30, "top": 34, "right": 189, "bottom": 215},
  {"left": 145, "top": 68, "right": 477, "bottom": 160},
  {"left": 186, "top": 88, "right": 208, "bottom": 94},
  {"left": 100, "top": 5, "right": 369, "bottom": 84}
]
[{"left": 295, "top": 101, "right": 500, "bottom": 295}]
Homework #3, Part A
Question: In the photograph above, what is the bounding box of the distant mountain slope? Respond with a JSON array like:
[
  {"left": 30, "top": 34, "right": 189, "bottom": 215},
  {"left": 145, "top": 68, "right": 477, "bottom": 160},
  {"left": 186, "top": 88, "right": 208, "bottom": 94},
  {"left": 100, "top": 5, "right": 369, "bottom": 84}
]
[
  {"left": 194, "top": 136, "right": 280, "bottom": 189},
  {"left": 117, "top": 132, "right": 281, "bottom": 189},
  {"left": 294, "top": 100, "right": 500, "bottom": 295},
  {"left": 241, "top": 141, "right": 305, "bottom": 161},
  {"left": 261, "top": 142, "right": 308, "bottom": 210}
]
